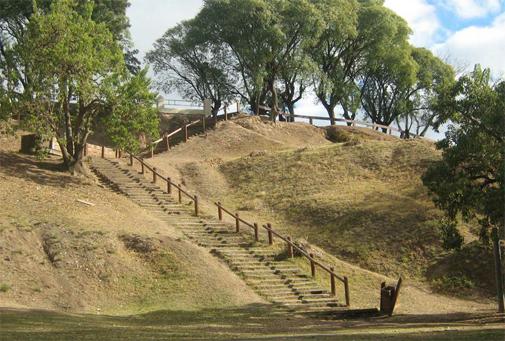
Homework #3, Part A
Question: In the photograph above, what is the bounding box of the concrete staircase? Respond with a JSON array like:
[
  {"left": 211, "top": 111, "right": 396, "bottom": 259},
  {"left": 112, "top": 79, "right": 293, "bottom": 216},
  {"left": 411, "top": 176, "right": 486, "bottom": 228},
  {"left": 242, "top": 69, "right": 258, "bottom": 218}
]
[{"left": 90, "top": 157, "right": 347, "bottom": 313}]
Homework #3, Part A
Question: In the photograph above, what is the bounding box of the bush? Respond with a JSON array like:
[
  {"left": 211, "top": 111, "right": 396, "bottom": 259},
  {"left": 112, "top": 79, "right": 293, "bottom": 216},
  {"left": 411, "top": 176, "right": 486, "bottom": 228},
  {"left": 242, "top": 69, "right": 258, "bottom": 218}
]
[
  {"left": 439, "top": 219, "right": 464, "bottom": 250},
  {"left": 431, "top": 275, "right": 475, "bottom": 295},
  {"left": 0, "top": 283, "right": 10, "bottom": 293}
]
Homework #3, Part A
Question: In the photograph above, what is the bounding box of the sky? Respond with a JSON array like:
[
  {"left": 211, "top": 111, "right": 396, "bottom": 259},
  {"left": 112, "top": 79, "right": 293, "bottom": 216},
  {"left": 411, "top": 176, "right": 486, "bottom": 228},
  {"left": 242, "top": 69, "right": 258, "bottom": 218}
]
[{"left": 127, "top": 0, "right": 505, "bottom": 135}]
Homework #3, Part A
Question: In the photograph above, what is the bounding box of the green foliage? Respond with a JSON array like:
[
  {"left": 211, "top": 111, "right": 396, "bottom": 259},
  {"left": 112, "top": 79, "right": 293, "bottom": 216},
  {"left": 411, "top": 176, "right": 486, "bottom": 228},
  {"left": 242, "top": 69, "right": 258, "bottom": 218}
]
[
  {"left": 7, "top": 0, "right": 156, "bottom": 173},
  {"left": 431, "top": 275, "right": 475, "bottom": 296},
  {"left": 0, "top": 283, "right": 10, "bottom": 292},
  {"left": 146, "top": 20, "right": 236, "bottom": 116},
  {"left": 438, "top": 219, "right": 464, "bottom": 250},
  {"left": 103, "top": 68, "right": 159, "bottom": 153},
  {"left": 423, "top": 65, "right": 505, "bottom": 239}
]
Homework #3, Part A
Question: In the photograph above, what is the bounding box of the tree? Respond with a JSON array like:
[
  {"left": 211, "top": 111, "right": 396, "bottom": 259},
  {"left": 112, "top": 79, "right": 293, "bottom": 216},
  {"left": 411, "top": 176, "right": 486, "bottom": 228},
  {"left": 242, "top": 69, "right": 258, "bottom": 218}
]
[
  {"left": 146, "top": 20, "right": 236, "bottom": 117},
  {"left": 0, "top": 0, "right": 136, "bottom": 111},
  {"left": 360, "top": 43, "right": 417, "bottom": 130},
  {"left": 103, "top": 68, "right": 159, "bottom": 152},
  {"left": 193, "top": 0, "right": 323, "bottom": 120},
  {"left": 422, "top": 65, "right": 505, "bottom": 240},
  {"left": 394, "top": 48, "right": 455, "bottom": 138},
  {"left": 310, "top": 0, "right": 410, "bottom": 125},
  {"left": 16, "top": 0, "right": 158, "bottom": 174}
]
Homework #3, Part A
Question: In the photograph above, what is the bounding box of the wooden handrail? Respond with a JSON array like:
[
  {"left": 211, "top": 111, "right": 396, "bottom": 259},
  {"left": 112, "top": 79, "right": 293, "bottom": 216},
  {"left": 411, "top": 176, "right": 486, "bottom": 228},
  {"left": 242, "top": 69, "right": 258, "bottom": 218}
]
[
  {"left": 286, "top": 114, "right": 419, "bottom": 138},
  {"left": 214, "top": 201, "right": 349, "bottom": 305},
  {"left": 126, "top": 151, "right": 199, "bottom": 216}
]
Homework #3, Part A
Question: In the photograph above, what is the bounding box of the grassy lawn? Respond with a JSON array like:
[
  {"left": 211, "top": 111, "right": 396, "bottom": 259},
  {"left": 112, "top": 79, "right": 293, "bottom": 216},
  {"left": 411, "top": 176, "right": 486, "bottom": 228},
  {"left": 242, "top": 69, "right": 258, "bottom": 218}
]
[{"left": 1, "top": 307, "right": 504, "bottom": 340}]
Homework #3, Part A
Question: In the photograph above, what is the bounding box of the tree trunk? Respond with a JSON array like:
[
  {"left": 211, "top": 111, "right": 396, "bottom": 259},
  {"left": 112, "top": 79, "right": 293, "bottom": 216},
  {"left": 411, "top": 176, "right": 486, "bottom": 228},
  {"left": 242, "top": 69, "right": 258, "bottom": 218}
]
[
  {"left": 287, "top": 103, "right": 295, "bottom": 122},
  {"left": 322, "top": 102, "right": 336, "bottom": 125},
  {"left": 268, "top": 78, "right": 279, "bottom": 122}
]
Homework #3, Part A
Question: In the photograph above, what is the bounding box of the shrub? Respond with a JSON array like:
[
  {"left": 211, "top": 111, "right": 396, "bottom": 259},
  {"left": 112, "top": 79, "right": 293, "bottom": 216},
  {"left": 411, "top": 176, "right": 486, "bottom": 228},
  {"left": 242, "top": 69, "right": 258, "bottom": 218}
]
[{"left": 439, "top": 219, "right": 464, "bottom": 250}]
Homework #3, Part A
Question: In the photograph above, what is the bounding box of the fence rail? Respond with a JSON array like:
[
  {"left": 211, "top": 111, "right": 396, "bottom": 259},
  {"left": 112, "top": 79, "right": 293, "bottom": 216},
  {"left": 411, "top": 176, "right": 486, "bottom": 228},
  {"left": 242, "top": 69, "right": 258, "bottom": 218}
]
[{"left": 215, "top": 201, "right": 350, "bottom": 305}]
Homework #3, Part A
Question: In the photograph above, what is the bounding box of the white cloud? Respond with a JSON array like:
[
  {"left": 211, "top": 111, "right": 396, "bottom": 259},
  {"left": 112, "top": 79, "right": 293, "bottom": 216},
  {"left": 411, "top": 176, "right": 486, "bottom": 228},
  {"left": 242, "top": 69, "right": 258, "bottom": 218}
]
[
  {"left": 442, "top": 0, "right": 502, "bottom": 19},
  {"left": 384, "top": 0, "right": 441, "bottom": 47},
  {"left": 434, "top": 12, "right": 505, "bottom": 76},
  {"left": 128, "top": 0, "right": 204, "bottom": 60}
]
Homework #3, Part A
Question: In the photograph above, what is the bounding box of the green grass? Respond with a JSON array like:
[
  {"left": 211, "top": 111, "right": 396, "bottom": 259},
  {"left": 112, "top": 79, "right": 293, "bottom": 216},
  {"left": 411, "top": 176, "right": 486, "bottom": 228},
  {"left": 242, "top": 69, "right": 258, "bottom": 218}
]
[
  {"left": 1, "top": 307, "right": 503, "bottom": 340},
  {"left": 0, "top": 283, "right": 10, "bottom": 292},
  {"left": 220, "top": 140, "right": 443, "bottom": 280}
]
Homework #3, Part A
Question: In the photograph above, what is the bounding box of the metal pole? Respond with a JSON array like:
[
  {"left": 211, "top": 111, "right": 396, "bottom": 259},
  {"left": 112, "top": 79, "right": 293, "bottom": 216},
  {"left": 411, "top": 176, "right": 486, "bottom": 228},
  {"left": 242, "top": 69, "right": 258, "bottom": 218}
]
[{"left": 492, "top": 227, "right": 504, "bottom": 313}]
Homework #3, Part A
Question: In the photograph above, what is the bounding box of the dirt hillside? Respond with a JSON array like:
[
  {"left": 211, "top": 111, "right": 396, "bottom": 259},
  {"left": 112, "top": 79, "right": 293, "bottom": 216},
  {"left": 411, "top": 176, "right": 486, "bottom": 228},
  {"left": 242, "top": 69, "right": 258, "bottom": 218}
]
[
  {"left": 148, "top": 116, "right": 495, "bottom": 311},
  {"left": 0, "top": 132, "right": 263, "bottom": 314}
]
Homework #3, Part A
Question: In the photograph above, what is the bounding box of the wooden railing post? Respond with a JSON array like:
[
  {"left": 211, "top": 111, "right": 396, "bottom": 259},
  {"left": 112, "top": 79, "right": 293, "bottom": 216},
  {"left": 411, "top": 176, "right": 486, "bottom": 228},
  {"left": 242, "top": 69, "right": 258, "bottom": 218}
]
[
  {"left": 141, "top": 160, "right": 144, "bottom": 174},
  {"left": 165, "top": 136, "right": 170, "bottom": 151},
  {"left": 119, "top": 150, "right": 122, "bottom": 158},
  {"left": 217, "top": 202, "right": 223, "bottom": 221},
  {"left": 184, "top": 125, "right": 188, "bottom": 142},
  {"left": 167, "top": 178, "right": 172, "bottom": 194},
  {"left": 287, "top": 236, "right": 294, "bottom": 258},
  {"left": 101, "top": 145, "right": 105, "bottom": 158},
  {"left": 235, "top": 213, "right": 240, "bottom": 233},
  {"left": 150, "top": 145, "right": 154, "bottom": 158},
  {"left": 330, "top": 267, "right": 336, "bottom": 297},
  {"left": 129, "top": 154, "right": 133, "bottom": 166},
  {"left": 115, "top": 149, "right": 118, "bottom": 158},
  {"left": 83, "top": 143, "right": 88, "bottom": 157},
  {"left": 267, "top": 223, "right": 273, "bottom": 245},
  {"left": 236, "top": 102, "right": 239, "bottom": 113},
  {"left": 152, "top": 168, "right": 157, "bottom": 183},
  {"left": 224, "top": 106, "right": 228, "bottom": 121},
  {"left": 309, "top": 117, "right": 313, "bottom": 125},
  {"left": 202, "top": 115, "right": 206, "bottom": 132},
  {"left": 178, "top": 185, "right": 182, "bottom": 203},
  {"left": 492, "top": 228, "right": 504, "bottom": 313},
  {"left": 344, "top": 276, "right": 350, "bottom": 307},
  {"left": 194, "top": 196, "right": 199, "bottom": 216},
  {"left": 310, "top": 253, "right": 316, "bottom": 278},
  {"left": 253, "top": 223, "right": 259, "bottom": 242}
]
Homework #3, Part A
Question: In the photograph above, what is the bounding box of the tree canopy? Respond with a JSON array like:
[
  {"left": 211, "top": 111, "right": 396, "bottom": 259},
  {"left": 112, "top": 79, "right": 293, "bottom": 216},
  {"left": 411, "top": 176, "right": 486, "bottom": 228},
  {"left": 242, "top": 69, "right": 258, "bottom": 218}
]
[
  {"left": 147, "top": 0, "right": 452, "bottom": 132},
  {"left": 423, "top": 65, "right": 505, "bottom": 240},
  {"left": 11, "top": 0, "right": 158, "bottom": 173}
]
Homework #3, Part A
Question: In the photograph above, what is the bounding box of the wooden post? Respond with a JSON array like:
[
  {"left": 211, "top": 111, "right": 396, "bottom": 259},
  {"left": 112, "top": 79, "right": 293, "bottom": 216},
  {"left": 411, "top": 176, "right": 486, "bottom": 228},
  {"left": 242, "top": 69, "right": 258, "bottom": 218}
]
[
  {"left": 202, "top": 115, "right": 206, "bottom": 132},
  {"left": 236, "top": 102, "right": 239, "bottom": 114},
  {"left": 287, "top": 236, "right": 294, "bottom": 258},
  {"left": 141, "top": 160, "right": 144, "bottom": 174},
  {"left": 115, "top": 149, "right": 118, "bottom": 158},
  {"left": 254, "top": 223, "right": 259, "bottom": 242},
  {"left": 101, "top": 145, "right": 105, "bottom": 158},
  {"left": 309, "top": 117, "right": 313, "bottom": 125},
  {"left": 217, "top": 202, "right": 223, "bottom": 221},
  {"left": 492, "top": 228, "right": 505, "bottom": 313},
  {"left": 119, "top": 150, "right": 122, "bottom": 158},
  {"left": 83, "top": 143, "right": 88, "bottom": 157},
  {"left": 165, "top": 136, "right": 170, "bottom": 151},
  {"left": 224, "top": 106, "right": 228, "bottom": 121},
  {"left": 184, "top": 125, "right": 188, "bottom": 142},
  {"left": 178, "top": 185, "right": 182, "bottom": 203},
  {"left": 194, "top": 196, "right": 199, "bottom": 216},
  {"left": 344, "top": 276, "right": 350, "bottom": 307},
  {"left": 267, "top": 223, "right": 273, "bottom": 245},
  {"left": 152, "top": 168, "right": 157, "bottom": 183},
  {"left": 235, "top": 213, "right": 240, "bottom": 233},
  {"left": 167, "top": 178, "right": 172, "bottom": 194},
  {"left": 330, "top": 267, "right": 336, "bottom": 297},
  {"left": 310, "top": 253, "right": 316, "bottom": 278},
  {"left": 150, "top": 145, "right": 154, "bottom": 158}
]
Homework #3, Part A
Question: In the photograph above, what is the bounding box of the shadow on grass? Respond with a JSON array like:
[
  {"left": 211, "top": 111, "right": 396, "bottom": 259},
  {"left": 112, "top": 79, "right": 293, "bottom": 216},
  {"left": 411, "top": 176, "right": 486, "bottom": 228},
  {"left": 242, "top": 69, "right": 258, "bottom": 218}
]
[
  {"left": 1, "top": 305, "right": 503, "bottom": 341},
  {"left": 0, "top": 151, "right": 83, "bottom": 188}
]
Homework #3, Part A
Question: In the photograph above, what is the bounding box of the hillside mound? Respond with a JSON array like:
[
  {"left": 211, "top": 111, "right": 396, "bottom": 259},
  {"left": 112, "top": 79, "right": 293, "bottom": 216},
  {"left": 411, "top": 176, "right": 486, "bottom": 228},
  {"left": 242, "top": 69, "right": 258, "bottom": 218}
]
[
  {"left": 157, "top": 115, "right": 331, "bottom": 162},
  {"left": 148, "top": 118, "right": 494, "bottom": 301},
  {"left": 0, "top": 133, "right": 262, "bottom": 314}
]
